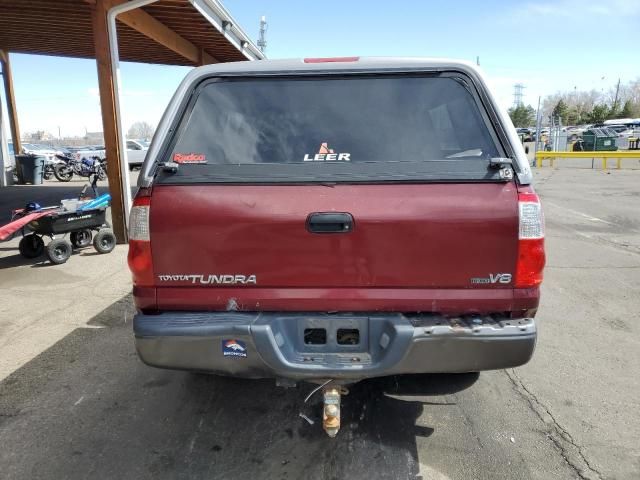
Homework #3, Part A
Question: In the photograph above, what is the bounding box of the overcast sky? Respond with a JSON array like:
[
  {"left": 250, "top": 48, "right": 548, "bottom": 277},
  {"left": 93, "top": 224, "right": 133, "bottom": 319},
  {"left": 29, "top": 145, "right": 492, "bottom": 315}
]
[{"left": 1, "top": 0, "right": 638, "bottom": 139}]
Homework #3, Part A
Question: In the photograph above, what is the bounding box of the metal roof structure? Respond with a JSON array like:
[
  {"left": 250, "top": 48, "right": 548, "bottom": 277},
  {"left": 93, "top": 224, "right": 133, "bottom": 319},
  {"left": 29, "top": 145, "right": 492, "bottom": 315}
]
[{"left": 0, "top": 0, "right": 263, "bottom": 64}]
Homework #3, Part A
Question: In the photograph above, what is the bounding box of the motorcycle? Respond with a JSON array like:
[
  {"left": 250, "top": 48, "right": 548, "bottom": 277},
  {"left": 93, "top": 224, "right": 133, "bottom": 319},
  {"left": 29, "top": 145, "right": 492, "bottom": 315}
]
[
  {"left": 44, "top": 156, "right": 66, "bottom": 180},
  {"left": 53, "top": 154, "right": 107, "bottom": 182},
  {"left": 44, "top": 162, "right": 53, "bottom": 180}
]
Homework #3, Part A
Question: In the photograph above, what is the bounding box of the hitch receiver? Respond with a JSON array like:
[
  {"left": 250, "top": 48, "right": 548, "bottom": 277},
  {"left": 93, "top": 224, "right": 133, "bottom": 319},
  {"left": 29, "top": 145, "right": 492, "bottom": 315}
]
[{"left": 322, "top": 387, "right": 342, "bottom": 437}]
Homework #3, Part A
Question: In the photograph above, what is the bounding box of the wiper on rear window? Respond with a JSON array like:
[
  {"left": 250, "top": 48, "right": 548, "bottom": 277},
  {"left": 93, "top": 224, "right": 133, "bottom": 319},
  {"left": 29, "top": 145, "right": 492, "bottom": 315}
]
[{"left": 446, "top": 149, "right": 483, "bottom": 158}]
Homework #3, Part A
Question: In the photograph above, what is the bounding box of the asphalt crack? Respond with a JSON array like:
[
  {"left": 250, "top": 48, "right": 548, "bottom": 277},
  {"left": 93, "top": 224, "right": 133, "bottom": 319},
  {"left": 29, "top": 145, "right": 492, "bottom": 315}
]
[
  {"left": 505, "top": 369, "right": 604, "bottom": 480},
  {"left": 454, "top": 394, "right": 485, "bottom": 450}
]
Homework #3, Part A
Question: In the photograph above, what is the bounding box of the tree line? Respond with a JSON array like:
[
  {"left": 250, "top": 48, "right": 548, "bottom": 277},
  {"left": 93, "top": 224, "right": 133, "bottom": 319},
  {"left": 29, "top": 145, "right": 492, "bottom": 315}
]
[
  {"left": 19, "top": 120, "right": 156, "bottom": 146},
  {"left": 127, "top": 121, "right": 155, "bottom": 140},
  {"left": 508, "top": 77, "right": 640, "bottom": 128}
]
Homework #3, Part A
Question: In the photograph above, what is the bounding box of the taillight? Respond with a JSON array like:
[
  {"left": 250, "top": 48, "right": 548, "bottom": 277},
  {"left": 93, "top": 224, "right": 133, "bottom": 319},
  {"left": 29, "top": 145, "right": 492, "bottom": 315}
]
[
  {"left": 515, "top": 191, "right": 545, "bottom": 288},
  {"left": 127, "top": 194, "right": 154, "bottom": 286}
]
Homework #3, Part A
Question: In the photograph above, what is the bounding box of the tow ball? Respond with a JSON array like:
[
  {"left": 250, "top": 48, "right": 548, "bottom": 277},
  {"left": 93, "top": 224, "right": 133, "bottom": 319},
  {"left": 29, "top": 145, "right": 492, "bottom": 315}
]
[
  {"left": 300, "top": 381, "right": 348, "bottom": 437},
  {"left": 322, "top": 387, "right": 342, "bottom": 437}
]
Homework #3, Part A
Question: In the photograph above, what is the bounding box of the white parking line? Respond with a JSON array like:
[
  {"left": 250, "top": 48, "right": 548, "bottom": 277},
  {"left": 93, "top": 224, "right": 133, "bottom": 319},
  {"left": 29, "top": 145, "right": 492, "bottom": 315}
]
[{"left": 545, "top": 202, "right": 616, "bottom": 225}]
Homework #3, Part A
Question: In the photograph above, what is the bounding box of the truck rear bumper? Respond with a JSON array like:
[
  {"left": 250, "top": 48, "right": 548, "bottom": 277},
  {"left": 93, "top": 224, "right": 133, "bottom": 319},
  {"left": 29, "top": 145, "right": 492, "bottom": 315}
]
[{"left": 133, "top": 312, "right": 536, "bottom": 381}]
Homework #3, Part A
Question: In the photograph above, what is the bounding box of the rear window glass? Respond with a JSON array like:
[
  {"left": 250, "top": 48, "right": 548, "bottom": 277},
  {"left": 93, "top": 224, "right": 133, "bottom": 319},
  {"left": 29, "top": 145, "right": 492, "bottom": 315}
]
[{"left": 161, "top": 75, "right": 503, "bottom": 183}]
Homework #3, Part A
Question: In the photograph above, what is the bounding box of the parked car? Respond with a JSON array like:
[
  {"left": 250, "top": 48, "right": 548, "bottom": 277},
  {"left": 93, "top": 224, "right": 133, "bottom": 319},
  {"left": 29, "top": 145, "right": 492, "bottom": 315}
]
[
  {"left": 63, "top": 141, "right": 145, "bottom": 170},
  {"left": 21, "top": 143, "right": 57, "bottom": 162},
  {"left": 531, "top": 128, "right": 550, "bottom": 141},
  {"left": 604, "top": 125, "right": 634, "bottom": 138},
  {"left": 7, "top": 140, "right": 16, "bottom": 167},
  {"left": 516, "top": 128, "right": 534, "bottom": 141},
  {"left": 63, "top": 145, "right": 107, "bottom": 162},
  {"left": 63, "top": 146, "right": 86, "bottom": 153},
  {"left": 128, "top": 58, "right": 544, "bottom": 437},
  {"left": 566, "top": 126, "right": 587, "bottom": 141},
  {"left": 126, "top": 139, "right": 148, "bottom": 170}
]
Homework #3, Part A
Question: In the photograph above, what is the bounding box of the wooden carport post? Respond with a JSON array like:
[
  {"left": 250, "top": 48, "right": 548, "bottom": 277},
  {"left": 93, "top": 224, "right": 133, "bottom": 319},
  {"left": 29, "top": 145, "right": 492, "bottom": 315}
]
[
  {"left": 91, "top": 0, "right": 128, "bottom": 243},
  {"left": 0, "top": 50, "right": 22, "bottom": 155}
]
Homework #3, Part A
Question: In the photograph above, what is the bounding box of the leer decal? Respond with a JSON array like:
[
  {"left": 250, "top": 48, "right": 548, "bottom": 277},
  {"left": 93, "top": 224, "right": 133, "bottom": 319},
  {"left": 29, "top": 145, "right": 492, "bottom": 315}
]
[{"left": 303, "top": 142, "right": 350, "bottom": 162}]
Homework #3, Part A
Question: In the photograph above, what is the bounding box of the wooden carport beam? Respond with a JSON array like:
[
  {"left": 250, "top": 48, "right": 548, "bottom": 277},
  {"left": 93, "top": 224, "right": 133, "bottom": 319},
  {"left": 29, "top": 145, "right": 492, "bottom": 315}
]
[
  {"left": 118, "top": 9, "right": 218, "bottom": 65},
  {"left": 92, "top": 0, "right": 127, "bottom": 243},
  {"left": 85, "top": 0, "right": 219, "bottom": 65},
  {"left": 0, "top": 50, "right": 22, "bottom": 154},
  {"left": 88, "top": 0, "right": 221, "bottom": 242}
]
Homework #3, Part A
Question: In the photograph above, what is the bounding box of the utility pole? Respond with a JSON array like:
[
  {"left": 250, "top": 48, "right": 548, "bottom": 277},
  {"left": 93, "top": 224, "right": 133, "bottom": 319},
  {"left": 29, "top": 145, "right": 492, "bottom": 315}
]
[
  {"left": 476, "top": 56, "right": 480, "bottom": 66},
  {"left": 257, "top": 16, "right": 268, "bottom": 54},
  {"left": 534, "top": 96, "right": 542, "bottom": 162}
]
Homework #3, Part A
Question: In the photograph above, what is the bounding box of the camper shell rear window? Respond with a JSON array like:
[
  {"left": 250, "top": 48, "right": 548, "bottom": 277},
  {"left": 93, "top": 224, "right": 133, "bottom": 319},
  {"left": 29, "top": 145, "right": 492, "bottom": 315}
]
[{"left": 155, "top": 73, "right": 507, "bottom": 184}]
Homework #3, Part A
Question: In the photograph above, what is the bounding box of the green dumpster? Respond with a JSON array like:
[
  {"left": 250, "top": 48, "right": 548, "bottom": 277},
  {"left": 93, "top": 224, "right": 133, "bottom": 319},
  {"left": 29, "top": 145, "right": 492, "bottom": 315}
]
[{"left": 581, "top": 128, "right": 618, "bottom": 151}]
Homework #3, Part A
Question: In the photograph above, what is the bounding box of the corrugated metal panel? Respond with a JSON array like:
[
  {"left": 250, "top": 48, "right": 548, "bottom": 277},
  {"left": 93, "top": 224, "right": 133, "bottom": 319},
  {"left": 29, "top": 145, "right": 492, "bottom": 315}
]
[{"left": 0, "top": 0, "right": 252, "bottom": 65}]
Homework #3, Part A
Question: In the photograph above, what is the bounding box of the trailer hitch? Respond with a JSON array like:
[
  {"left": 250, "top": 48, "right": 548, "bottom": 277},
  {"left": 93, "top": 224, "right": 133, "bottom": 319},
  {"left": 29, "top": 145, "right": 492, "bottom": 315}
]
[
  {"left": 322, "top": 387, "right": 342, "bottom": 437},
  {"left": 301, "top": 380, "right": 349, "bottom": 437}
]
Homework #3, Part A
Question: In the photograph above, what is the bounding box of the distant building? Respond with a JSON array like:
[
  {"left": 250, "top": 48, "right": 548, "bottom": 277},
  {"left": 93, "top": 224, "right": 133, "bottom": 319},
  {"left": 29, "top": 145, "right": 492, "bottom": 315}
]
[
  {"left": 22, "top": 130, "right": 54, "bottom": 142},
  {"left": 84, "top": 131, "right": 104, "bottom": 144}
]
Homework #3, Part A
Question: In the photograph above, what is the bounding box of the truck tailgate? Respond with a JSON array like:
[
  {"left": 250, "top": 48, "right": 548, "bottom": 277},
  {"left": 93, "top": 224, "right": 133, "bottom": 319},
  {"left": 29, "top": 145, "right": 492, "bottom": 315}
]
[{"left": 150, "top": 182, "right": 519, "bottom": 312}]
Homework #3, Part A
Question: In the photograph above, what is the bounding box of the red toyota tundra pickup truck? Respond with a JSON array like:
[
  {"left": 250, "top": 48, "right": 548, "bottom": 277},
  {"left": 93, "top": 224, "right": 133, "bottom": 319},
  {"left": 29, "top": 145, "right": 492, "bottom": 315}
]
[{"left": 128, "top": 57, "right": 544, "bottom": 436}]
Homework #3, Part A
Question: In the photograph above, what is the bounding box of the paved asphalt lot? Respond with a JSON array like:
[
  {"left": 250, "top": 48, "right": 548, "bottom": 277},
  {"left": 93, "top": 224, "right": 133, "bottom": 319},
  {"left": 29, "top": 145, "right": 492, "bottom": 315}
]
[{"left": 0, "top": 168, "right": 639, "bottom": 479}]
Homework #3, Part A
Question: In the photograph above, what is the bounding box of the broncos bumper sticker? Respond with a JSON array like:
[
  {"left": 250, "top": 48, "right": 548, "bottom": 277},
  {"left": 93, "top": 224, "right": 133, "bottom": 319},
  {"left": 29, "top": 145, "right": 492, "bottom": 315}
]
[{"left": 222, "top": 339, "right": 247, "bottom": 358}]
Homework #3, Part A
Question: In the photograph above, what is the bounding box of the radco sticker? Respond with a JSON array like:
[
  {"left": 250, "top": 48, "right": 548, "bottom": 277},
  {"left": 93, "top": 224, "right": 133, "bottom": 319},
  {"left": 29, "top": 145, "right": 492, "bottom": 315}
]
[
  {"left": 173, "top": 152, "right": 206, "bottom": 164},
  {"left": 158, "top": 274, "right": 256, "bottom": 285}
]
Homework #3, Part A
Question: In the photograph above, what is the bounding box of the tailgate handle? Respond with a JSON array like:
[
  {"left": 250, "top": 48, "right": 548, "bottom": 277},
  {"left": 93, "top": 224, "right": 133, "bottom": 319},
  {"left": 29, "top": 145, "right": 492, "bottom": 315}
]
[{"left": 307, "top": 212, "right": 354, "bottom": 233}]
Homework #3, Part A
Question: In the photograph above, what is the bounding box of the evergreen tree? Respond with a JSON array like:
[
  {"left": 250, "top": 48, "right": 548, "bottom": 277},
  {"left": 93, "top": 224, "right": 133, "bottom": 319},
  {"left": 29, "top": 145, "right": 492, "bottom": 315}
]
[
  {"left": 588, "top": 104, "right": 609, "bottom": 124},
  {"left": 508, "top": 104, "right": 536, "bottom": 128},
  {"left": 552, "top": 100, "right": 569, "bottom": 124},
  {"left": 620, "top": 100, "right": 635, "bottom": 119}
]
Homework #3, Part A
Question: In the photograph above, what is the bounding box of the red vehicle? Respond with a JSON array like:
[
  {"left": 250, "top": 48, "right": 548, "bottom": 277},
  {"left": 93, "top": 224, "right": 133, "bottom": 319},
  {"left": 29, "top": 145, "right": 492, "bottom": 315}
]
[{"left": 128, "top": 58, "right": 544, "bottom": 436}]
